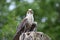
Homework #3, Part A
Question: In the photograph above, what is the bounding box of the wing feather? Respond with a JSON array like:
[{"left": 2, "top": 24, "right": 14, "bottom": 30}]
[
  {"left": 13, "top": 18, "right": 37, "bottom": 40},
  {"left": 13, "top": 18, "right": 28, "bottom": 40}
]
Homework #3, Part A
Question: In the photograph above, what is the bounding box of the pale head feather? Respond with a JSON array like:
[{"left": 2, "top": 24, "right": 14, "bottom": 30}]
[
  {"left": 28, "top": 9, "right": 32, "bottom": 11},
  {"left": 26, "top": 9, "right": 33, "bottom": 15}
]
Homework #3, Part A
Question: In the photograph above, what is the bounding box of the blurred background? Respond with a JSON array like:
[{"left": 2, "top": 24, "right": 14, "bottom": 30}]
[{"left": 0, "top": 0, "right": 60, "bottom": 40}]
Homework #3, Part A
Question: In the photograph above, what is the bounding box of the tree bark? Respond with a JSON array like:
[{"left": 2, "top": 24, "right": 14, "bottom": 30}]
[{"left": 19, "top": 32, "right": 51, "bottom": 40}]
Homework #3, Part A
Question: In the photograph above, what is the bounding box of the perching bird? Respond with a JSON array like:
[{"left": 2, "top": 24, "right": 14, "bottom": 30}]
[{"left": 13, "top": 9, "right": 37, "bottom": 40}]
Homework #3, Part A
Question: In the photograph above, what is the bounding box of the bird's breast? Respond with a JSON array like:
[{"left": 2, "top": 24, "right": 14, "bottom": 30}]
[{"left": 26, "top": 15, "right": 34, "bottom": 25}]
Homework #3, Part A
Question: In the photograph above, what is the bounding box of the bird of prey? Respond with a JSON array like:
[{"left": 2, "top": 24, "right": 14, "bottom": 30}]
[{"left": 13, "top": 9, "right": 37, "bottom": 40}]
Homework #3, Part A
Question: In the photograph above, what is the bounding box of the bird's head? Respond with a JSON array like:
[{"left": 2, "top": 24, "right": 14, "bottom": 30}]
[{"left": 26, "top": 9, "right": 33, "bottom": 16}]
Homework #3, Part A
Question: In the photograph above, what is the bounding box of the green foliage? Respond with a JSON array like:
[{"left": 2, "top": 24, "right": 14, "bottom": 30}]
[{"left": 0, "top": 0, "right": 60, "bottom": 40}]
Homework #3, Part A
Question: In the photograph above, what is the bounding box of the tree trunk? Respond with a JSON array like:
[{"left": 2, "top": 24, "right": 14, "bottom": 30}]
[{"left": 19, "top": 32, "right": 51, "bottom": 40}]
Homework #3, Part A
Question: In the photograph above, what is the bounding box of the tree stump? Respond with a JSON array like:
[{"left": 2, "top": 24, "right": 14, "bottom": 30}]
[{"left": 19, "top": 32, "right": 51, "bottom": 40}]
